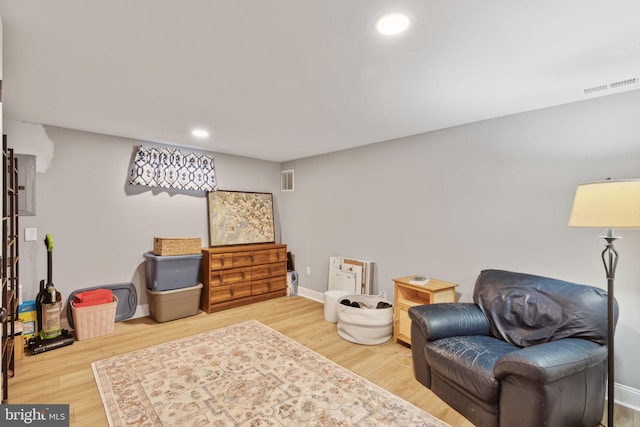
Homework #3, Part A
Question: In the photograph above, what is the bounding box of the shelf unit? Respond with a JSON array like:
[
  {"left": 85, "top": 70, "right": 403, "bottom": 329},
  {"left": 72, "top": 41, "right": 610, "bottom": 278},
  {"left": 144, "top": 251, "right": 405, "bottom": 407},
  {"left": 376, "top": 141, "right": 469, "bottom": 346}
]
[
  {"left": 392, "top": 276, "right": 457, "bottom": 346},
  {"left": 1, "top": 135, "right": 19, "bottom": 403}
]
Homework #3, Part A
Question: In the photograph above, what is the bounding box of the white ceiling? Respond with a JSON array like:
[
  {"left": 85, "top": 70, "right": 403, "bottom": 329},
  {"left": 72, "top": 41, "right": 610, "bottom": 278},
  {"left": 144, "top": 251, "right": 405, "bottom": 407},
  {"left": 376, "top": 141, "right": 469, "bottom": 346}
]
[{"left": 0, "top": 1, "right": 639, "bottom": 162}]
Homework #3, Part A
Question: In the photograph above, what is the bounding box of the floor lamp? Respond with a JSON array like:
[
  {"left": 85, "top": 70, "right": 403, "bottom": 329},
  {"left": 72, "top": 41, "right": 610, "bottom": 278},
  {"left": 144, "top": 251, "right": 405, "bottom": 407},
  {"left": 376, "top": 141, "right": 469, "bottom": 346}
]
[{"left": 568, "top": 179, "right": 640, "bottom": 427}]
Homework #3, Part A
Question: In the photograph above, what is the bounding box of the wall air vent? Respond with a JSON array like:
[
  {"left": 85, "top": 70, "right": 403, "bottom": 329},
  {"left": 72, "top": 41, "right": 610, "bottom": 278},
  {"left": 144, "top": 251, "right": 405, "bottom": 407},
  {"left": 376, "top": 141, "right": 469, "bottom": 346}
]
[
  {"left": 281, "top": 169, "right": 294, "bottom": 192},
  {"left": 583, "top": 77, "right": 638, "bottom": 95}
]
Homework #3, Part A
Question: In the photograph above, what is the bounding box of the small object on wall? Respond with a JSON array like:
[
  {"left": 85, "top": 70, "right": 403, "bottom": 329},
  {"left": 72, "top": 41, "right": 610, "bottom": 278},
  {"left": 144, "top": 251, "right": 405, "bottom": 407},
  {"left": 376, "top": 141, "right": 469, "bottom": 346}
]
[
  {"left": 207, "top": 190, "right": 275, "bottom": 246},
  {"left": 281, "top": 169, "right": 294, "bottom": 191},
  {"left": 16, "top": 154, "right": 37, "bottom": 216},
  {"left": 128, "top": 145, "right": 218, "bottom": 192},
  {"left": 24, "top": 227, "right": 37, "bottom": 242}
]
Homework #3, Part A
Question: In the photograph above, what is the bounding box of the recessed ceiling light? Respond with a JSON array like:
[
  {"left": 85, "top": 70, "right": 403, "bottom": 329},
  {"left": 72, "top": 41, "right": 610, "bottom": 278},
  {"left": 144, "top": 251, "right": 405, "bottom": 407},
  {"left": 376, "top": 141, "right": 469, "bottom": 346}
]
[
  {"left": 191, "top": 129, "right": 209, "bottom": 138},
  {"left": 375, "top": 13, "right": 410, "bottom": 36}
]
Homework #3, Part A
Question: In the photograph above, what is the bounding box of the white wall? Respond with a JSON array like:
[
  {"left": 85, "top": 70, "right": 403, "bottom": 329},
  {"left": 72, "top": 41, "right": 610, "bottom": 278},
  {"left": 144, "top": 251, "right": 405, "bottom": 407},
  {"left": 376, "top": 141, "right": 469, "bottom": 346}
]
[
  {"left": 280, "top": 89, "right": 640, "bottom": 401},
  {"left": 7, "top": 124, "right": 282, "bottom": 315}
]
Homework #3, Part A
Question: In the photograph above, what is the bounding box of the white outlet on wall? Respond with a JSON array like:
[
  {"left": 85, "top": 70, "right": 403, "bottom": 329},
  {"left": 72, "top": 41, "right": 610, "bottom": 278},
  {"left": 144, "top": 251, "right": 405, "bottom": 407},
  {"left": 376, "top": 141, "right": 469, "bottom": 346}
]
[
  {"left": 306, "top": 266, "right": 311, "bottom": 275},
  {"left": 25, "top": 227, "right": 37, "bottom": 242}
]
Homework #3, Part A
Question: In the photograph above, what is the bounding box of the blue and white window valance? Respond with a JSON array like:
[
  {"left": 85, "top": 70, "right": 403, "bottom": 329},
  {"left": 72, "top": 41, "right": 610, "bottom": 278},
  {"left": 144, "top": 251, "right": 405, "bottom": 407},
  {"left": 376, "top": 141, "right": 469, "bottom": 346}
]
[{"left": 128, "top": 145, "right": 218, "bottom": 192}]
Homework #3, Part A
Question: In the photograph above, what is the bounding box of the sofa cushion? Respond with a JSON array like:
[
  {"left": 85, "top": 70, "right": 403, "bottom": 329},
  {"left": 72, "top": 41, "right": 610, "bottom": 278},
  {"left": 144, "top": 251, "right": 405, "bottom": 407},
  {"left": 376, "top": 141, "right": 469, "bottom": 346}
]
[
  {"left": 425, "top": 335, "right": 517, "bottom": 403},
  {"left": 473, "top": 269, "right": 612, "bottom": 347}
]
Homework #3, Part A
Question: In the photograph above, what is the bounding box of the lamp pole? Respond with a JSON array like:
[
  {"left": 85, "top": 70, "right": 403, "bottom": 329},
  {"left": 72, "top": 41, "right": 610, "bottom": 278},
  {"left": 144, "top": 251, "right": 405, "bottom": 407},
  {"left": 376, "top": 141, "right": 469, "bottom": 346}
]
[{"left": 601, "top": 231, "right": 618, "bottom": 427}]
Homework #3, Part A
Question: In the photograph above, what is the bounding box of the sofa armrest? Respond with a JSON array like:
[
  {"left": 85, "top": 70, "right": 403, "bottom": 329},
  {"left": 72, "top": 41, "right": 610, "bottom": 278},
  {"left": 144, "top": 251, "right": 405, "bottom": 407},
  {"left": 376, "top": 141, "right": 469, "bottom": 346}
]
[
  {"left": 494, "top": 338, "right": 607, "bottom": 384},
  {"left": 408, "top": 303, "right": 491, "bottom": 341}
]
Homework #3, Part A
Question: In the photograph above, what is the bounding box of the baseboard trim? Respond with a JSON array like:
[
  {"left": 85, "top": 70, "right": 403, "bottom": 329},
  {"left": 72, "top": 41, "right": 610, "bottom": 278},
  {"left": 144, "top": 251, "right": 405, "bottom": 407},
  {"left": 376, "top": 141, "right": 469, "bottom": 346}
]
[
  {"left": 133, "top": 304, "right": 149, "bottom": 319},
  {"left": 296, "top": 286, "right": 324, "bottom": 303},
  {"left": 616, "top": 383, "right": 640, "bottom": 411}
]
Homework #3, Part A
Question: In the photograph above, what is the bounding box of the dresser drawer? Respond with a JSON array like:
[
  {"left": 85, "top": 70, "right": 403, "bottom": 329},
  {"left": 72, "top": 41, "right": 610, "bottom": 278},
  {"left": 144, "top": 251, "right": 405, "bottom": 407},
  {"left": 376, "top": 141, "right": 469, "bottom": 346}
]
[
  {"left": 251, "top": 264, "right": 272, "bottom": 281},
  {"left": 269, "top": 248, "right": 287, "bottom": 263},
  {"left": 231, "top": 251, "right": 254, "bottom": 268},
  {"left": 209, "top": 251, "right": 253, "bottom": 270},
  {"left": 269, "top": 262, "right": 287, "bottom": 277},
  {"left": 251, "top": 262, "right": 287, "bottom": 280},
  {"left": 209, "top": 253, "right": 230, "bottom": 270},
  {"left": 251, "top": 249, "right": 271, "bottom": 265},
  {"left": 210, "top": 283, "right": 252, "bottom": 303},
  {"left": 210, "top": 267, "right": 251, "bottom": 286},
  {"left": 252, "top": 277, "right": 286, "bottom": 295}
]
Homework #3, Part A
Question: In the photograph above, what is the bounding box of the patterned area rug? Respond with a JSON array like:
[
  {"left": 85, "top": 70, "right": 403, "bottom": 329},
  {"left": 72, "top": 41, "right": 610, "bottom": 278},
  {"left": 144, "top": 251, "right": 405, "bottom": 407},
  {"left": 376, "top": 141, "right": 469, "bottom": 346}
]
[{"left": 92, "top": 320, "right": 449, "bottom": 426}]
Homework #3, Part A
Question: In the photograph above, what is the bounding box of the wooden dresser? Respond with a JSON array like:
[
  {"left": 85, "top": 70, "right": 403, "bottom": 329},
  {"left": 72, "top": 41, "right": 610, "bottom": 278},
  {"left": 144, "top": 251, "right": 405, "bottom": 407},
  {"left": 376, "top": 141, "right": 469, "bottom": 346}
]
[{"left": 200, "top": 243, "right": 287, "bottom": 313}]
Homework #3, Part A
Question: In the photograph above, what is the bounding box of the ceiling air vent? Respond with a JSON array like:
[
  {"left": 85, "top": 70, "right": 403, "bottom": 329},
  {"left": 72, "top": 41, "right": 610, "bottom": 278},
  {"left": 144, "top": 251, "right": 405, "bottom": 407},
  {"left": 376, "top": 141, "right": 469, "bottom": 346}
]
[
  {"left": 609, "top": 77, "right": 638, "bottom": 89},
  {"left": 583, "top": 84, "right": 608, "bottom": 95},
  {"left": 281, "top": 169, "right": 294, "bottom": 192},
  {"left": 583, "top": 77, "right": 638, "bottom": 95}
]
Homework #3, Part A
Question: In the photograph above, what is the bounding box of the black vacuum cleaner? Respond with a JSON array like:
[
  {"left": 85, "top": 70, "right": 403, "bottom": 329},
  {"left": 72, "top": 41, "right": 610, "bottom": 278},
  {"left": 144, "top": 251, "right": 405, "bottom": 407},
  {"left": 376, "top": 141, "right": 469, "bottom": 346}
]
[{"left": 28, "top": 234, "right": 74, "bottom": 354}]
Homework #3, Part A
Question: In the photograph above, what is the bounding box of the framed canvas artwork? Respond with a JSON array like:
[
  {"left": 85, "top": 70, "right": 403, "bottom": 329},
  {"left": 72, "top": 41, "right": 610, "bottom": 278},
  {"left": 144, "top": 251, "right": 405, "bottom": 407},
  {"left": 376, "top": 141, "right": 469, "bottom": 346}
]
[{"left": 207, "top": 190, "right": 275, "bottom": 246}]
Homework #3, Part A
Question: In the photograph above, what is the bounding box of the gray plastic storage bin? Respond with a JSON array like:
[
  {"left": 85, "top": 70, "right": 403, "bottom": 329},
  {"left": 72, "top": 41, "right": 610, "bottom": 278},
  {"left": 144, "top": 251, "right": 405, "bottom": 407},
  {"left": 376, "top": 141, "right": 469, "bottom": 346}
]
[{"left": 144, "top": 252, "right": 203, "bottom": 291}]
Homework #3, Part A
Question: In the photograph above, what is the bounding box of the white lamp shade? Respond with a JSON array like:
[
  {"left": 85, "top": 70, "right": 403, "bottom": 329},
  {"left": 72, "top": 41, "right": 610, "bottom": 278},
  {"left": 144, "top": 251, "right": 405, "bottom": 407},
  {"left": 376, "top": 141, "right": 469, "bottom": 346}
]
[{"left": 569, "top": 179, "right": 640, "bottom": 228}]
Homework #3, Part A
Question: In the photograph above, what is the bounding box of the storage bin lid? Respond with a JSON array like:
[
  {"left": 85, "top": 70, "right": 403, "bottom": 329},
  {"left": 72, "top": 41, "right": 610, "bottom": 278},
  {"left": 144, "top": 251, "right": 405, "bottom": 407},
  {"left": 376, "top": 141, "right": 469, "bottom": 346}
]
[
  {"left": 144, "top": 252, "right": 203, "bottom": 261},
  {"left": 146, "top": 282, "right": 203, "bottom": 296}
]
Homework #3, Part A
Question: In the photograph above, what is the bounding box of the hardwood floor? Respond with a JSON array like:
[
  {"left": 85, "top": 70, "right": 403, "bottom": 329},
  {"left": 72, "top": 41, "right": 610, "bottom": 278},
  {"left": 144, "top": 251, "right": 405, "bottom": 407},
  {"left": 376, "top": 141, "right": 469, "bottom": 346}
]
[{"left": 9, "top": 296, "right": 473, "bottom": 426}]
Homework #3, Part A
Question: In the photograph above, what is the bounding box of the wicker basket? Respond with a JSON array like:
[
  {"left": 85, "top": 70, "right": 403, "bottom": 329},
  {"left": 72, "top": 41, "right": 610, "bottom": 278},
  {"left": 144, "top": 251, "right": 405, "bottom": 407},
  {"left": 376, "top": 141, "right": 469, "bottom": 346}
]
[
  {"left": 153, "top": 237, "right": 202, "bottom": 256},
  {"left": 71, "top": 296, "right": 118, "bottom": 341}
]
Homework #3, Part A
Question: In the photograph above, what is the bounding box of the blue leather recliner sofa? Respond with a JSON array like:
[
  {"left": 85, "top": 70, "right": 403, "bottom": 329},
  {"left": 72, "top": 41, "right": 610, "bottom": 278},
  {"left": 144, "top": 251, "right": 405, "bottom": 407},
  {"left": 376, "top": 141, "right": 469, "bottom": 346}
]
[{"left": 409, "top": 269, "right": 616, "bottom": 427}]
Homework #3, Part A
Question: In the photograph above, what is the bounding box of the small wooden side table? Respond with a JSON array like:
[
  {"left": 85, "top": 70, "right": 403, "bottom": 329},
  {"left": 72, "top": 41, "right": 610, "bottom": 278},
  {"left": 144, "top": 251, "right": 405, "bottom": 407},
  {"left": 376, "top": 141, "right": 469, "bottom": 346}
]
[{"left": 393, "top": 276, "right": 458, "bottom": 346}]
